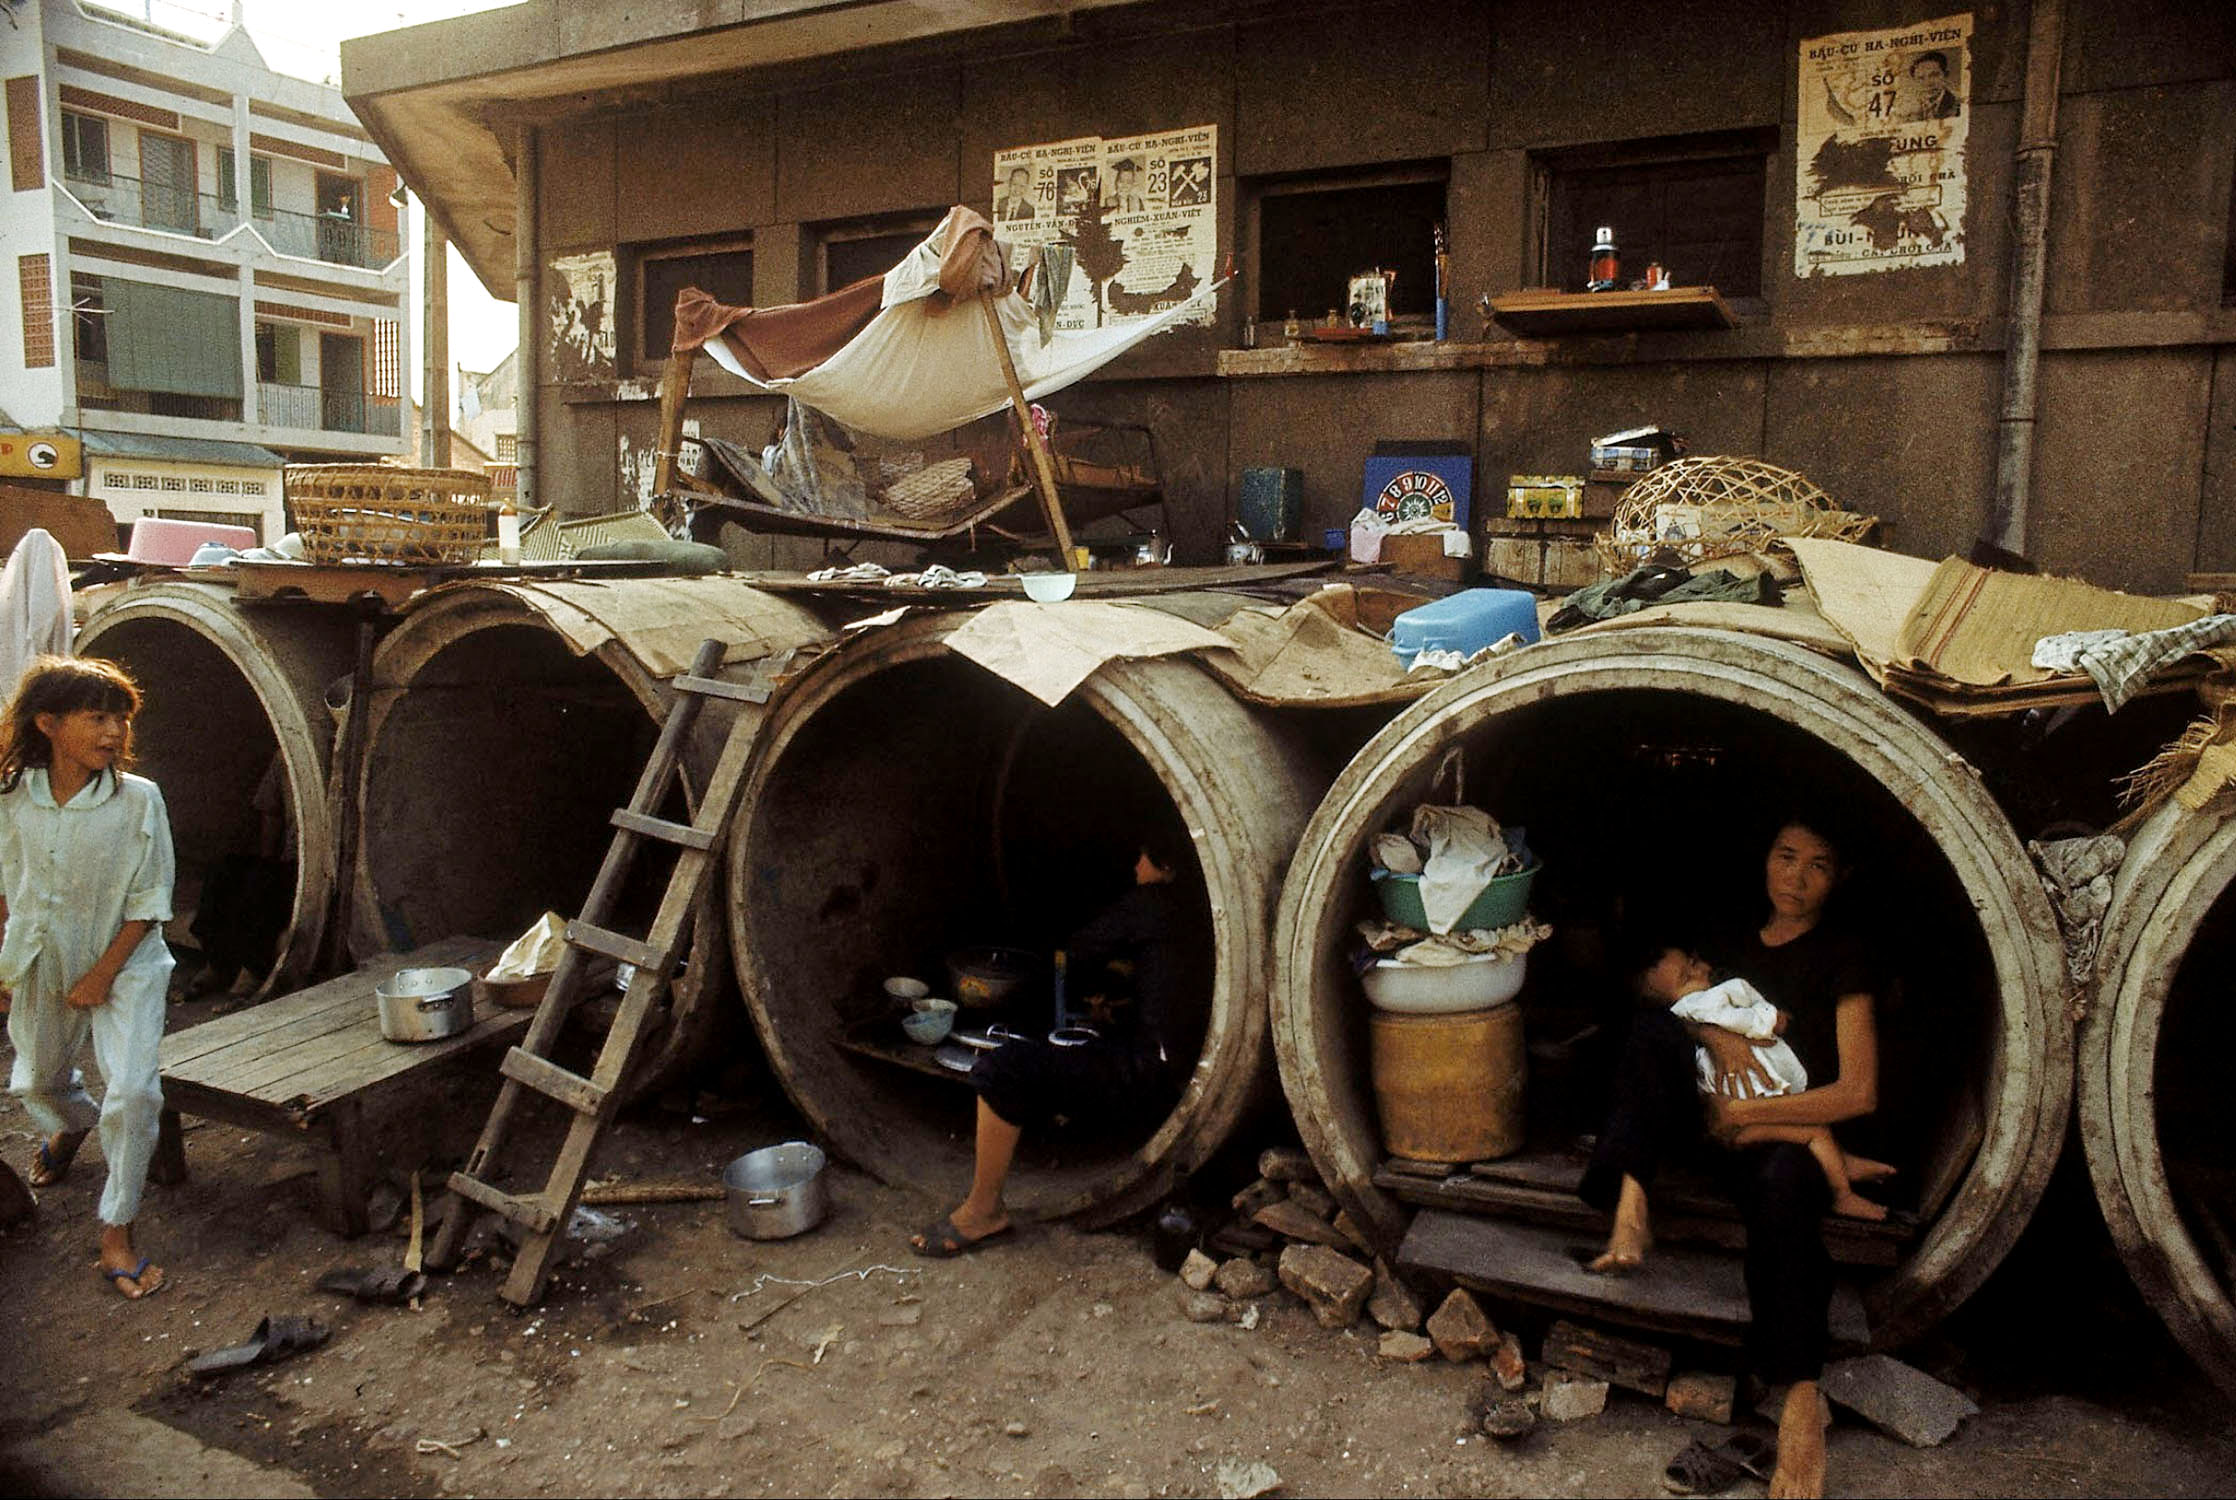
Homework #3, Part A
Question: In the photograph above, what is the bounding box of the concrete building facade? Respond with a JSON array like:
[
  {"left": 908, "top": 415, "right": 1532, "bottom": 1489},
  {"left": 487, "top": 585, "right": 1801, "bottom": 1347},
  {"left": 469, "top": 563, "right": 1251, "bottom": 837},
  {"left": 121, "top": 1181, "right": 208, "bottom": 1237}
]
[
  {"left": 344, "top": 0, "right": 2233, "bottom": 590},
  {"left": 5, "top": 0, "right": 410, "bottom": 542}
]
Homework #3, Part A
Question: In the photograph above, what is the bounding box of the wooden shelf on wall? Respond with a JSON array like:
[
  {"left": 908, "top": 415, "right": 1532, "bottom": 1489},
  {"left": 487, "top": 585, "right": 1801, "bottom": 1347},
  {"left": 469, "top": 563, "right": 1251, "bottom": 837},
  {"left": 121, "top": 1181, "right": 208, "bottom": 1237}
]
[{"left": 1488, "top": 286, "right": 1736, "bottom": 337}]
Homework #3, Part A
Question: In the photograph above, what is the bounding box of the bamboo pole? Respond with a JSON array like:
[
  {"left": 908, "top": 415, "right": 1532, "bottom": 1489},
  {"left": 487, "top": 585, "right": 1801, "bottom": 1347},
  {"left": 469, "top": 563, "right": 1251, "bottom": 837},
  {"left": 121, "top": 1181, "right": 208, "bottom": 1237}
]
[
  {"left": 979, "top": 292, "right": 1076, "bottom": 563},
  {"left": 652, "top": 347, "right": 698, "bottom": 499}
]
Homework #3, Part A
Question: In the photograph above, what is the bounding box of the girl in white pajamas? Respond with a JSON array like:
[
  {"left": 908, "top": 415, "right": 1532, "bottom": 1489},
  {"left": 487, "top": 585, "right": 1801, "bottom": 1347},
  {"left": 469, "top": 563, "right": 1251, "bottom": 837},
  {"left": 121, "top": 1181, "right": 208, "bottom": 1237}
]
[{"left": 0, "top": 655, "right": 175, "bottom": 1298}]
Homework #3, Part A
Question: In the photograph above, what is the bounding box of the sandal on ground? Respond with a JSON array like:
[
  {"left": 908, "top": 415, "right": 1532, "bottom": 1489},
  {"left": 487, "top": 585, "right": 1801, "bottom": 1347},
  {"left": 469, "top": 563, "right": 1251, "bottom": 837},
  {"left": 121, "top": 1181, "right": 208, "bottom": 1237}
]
[
  {"left": 101, "top": 1256, "right": 165, "bottom": 1299},
  {"left": 188, "top": 1314, "right": 329, "bottom": 1377},
  {"left": 1662, "top": 1432, "right": 1774, "bottom": 1495},
  {"left": 315, "top": 1265, "right": 427, "bottom": 1304},
  {"left": 909, "top": 1217, "right": 1012, "bottom": 1259}
]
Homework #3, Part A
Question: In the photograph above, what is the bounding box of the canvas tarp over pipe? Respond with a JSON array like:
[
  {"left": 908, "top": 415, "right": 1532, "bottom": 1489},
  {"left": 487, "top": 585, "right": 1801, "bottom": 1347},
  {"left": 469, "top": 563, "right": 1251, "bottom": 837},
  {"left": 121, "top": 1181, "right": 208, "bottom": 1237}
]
[{"left": 670, "top": 206, "right": 1219, "bottom": 443}]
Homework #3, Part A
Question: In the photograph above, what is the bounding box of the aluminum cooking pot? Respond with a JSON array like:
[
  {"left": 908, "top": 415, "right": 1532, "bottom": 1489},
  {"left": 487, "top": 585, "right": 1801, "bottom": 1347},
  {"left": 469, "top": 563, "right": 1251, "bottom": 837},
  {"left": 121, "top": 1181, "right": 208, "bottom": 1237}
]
[
  {"left": 375, "top": 966, "right": 476, "bottom": 1044},
  {"left": 722, "top": 1142, "right": 829, "bottom": 1240}
]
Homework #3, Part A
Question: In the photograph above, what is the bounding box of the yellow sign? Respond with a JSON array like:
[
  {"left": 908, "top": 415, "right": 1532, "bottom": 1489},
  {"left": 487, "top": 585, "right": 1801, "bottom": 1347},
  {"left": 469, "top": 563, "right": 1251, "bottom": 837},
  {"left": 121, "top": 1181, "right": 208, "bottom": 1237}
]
[{"left": 0, "top": 432, "right": 83, "bottom": 480}]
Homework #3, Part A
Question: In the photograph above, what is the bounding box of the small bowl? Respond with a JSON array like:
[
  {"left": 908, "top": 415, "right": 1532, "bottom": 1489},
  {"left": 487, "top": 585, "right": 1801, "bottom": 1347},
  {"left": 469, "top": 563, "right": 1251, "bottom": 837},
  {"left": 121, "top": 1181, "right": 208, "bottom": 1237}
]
[
  {"left": 883, "top": 976, "right": 930, "bottom": 1003},
  {"left": 902, "top": 1001, "right": 957, "bottom": 1045},
  {"left": 1020, "top": 572, "right": 1077, "bottom": 603}
]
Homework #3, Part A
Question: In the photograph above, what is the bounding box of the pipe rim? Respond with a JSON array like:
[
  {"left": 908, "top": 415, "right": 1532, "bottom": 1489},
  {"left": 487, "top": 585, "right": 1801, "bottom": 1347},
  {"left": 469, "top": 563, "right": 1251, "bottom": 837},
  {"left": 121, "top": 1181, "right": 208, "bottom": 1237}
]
[
  {"left": 1272, "top": 626, "right": 2070, "bottom": 1348},
  {"left": 2081, "top": 801, "right": 2236, "bottom": 1396},
  {"left": 79, "top": 584, "right": 337, "bottom": 998},
  {"left": 728, "top": 612, "right": 1293, "bottom": 1225}
]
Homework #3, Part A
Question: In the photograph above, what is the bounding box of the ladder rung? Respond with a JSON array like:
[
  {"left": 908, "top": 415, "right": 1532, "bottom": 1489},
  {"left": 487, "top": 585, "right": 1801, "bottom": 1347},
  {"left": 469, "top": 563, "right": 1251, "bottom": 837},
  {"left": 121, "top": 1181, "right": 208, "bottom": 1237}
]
[
  {"left": 610, "top": 808, "right": 716, "bottom": 851},
  {"left": 446, "top": 1170, "right": 559, "bottom": 1236},
  {"left": 565, "top": 920, "right": 666, "bottom": 974},
  {"left": 673, "top": 673, "right": 770, "bottom": 705},
  {"left": 500, "top": 1047, "right": 609, "bottom": 1115}
]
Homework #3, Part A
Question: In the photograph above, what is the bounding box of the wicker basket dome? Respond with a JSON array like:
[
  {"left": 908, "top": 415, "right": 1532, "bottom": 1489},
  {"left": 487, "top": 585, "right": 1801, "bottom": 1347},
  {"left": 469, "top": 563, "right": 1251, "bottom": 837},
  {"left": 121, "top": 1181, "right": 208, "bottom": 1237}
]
[{"left": 1596, "top": 455, "right": 1874, "bottom": 572}]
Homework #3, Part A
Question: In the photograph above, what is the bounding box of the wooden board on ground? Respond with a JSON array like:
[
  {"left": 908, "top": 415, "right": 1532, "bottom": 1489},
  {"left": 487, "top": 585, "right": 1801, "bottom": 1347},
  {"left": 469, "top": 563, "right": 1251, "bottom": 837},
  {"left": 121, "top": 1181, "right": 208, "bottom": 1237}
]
[
  {"left": 745, "top": 559, "right": 1335, "bottom": 603},
  {"left": 1397, "top": 1209, "right": 1870, "bottom": 1347}
]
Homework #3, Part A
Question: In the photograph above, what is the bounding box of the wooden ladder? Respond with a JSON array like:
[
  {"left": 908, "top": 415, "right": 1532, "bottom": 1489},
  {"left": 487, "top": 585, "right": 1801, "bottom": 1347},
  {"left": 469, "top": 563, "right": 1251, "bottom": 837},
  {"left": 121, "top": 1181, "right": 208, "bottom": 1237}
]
[{"left": 426, "top": 638, "right": 766, "bottom": 1305}]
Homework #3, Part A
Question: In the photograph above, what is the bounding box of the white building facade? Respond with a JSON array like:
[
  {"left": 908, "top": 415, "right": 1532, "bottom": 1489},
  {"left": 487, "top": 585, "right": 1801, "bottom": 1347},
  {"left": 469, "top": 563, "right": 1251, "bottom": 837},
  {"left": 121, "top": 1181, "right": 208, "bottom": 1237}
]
[{"left": 2, "top": 0, "right": 409, "bottom": 542}]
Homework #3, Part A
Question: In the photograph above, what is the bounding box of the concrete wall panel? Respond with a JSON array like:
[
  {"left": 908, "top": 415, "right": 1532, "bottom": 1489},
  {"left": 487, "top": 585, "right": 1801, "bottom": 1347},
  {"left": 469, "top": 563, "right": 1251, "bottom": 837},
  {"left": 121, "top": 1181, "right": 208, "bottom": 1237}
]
[
  {"left": 1485, "top": 0, "right": 1784, "bottom": 151},
  {"left": 616, "top": 98, "right": 776, "bottom": 244},
  {"left": 1235, "top": 2, "right": 1488, "bottom": 176},
  {"left": 540, "top": 119, "right": 616, "bottom": 250},
  {"left": 2029, "top": 348, "right": 2210, "bottom": 592},
  {"left": 2046, "top": 82, "right": 2236, "bottom": 315},
  {"left": 1045, "top": 378, "right": 1232, "bottom": 564},
  {"left": 2062, "top": 0, "right": 2236, "bottom": 95},
  {"left": 1479, "top": 361, "right": 1769, "bottom": 495},
  {"left": 2200, "top": 349, "right": 2236, "bottom": 575},
  {"left": 1230, "top": 371, "right": 1479, "bottom": 542},
  {"left": 1446, "top": 149, "right": 1527, "bottom": 314},
  {"left": 775, "top": 70, "right": 961, "bottom": 224},
  {"left": 541, "top": 394, "right": 620, "bottom": 514},
  {"left": 1764, "top": 353, "right": 2001, "bottom": 562}
]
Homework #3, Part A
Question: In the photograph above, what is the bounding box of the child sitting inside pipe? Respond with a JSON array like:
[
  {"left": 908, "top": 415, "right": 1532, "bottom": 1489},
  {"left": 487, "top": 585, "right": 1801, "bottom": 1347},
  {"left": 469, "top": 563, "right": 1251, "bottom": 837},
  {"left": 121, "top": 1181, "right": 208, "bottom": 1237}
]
[
  {"left": 1630, "top": 941, "right": 1895, "bottom": 1222},
  {"left": 909, "top": 832, "right": 1190, "bottom": 1258}
]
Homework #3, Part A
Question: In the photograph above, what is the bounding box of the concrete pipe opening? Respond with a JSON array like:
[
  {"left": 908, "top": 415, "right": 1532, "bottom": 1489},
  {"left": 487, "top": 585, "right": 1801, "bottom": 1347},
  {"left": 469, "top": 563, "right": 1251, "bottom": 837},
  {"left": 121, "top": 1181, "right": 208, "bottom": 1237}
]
[
  {"left": 79, "top": 582, "right": 359, "bottom": 999},
  {"left": 1272, "top": 627, "right": 2069, "bottom": 1349},
  {"left": 356, "top": 581, "right": 829, "bottom": 1096},
  {"left": 728, "top": 612, "right": 1328, "bottom": 1227},
  {"left": 2081, "top": 800, "right": 2236, "bottom": 1399}
]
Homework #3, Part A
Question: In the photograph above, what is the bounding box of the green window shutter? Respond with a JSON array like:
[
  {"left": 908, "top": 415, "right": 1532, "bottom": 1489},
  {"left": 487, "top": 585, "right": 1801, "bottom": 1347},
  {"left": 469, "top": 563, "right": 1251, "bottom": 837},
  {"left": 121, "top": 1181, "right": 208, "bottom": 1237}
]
[
  {"left": 251, "top": 155, "right": 271, "bottom": 217},
  {"left": 218, "top": 148, "right": 236, "bottom": 211},
  {"left": 105, "top": 279, "right": 242, "bottom": 398}
]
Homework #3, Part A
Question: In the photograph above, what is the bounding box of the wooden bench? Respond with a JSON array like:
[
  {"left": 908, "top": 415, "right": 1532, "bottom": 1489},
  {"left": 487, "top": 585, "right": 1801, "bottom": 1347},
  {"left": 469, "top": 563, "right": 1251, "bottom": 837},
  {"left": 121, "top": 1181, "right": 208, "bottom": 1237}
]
[{"left": 156, "top": 936, "right": 517, "bottom": 1235}]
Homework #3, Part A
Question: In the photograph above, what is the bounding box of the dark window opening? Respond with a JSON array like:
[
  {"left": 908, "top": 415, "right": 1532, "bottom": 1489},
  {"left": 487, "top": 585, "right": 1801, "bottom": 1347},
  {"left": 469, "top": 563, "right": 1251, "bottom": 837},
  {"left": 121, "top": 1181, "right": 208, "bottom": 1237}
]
[
  {"left": 62, "top": 111, "right": 109, "bottom": 183},
  {"left": 636, "top": 241, "right": 754, "bottom": 368},
  {"left": 1538, "top": 133, "right": 1771, "bottom": 298},
  {"left": 1253, "top": 169, "right": 1447, "bottom": 325},
  {"left": 818, "top": 216, "right": 934, "bottom": 296},
  {"left": 71, "top": 273, "right": 106, "bottom": 363}
]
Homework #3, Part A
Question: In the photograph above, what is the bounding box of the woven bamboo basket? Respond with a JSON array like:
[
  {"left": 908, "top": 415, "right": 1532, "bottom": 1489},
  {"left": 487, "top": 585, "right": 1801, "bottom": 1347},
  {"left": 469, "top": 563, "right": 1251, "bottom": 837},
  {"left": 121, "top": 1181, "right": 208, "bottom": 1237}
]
[
  {"left": 1594, "top": 455, "right": 1875, "bottom": 573},
  {"left": 285, "top": 465, "right": 493, "bottom": 566}
]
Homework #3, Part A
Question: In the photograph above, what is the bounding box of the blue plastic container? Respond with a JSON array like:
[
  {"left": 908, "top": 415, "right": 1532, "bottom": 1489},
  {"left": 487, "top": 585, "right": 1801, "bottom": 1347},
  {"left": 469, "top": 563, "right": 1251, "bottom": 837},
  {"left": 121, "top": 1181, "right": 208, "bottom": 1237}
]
[{"left": 1389, "top": 588, "right": 1541, "bottom": 666}]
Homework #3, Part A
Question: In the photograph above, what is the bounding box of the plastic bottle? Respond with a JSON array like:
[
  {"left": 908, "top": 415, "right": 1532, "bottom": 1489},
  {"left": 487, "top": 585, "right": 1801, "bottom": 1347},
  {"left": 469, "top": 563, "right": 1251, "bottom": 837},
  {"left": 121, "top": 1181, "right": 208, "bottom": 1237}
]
[
  {"left": 1588, "top": 226, "right": 1619, "bottom": 292},
  {"left": 1283, "top": 309, "right": 1301, "bottom": 340},
  {"left": 497, "top": 503, "right": 521, "bottom": 565}
]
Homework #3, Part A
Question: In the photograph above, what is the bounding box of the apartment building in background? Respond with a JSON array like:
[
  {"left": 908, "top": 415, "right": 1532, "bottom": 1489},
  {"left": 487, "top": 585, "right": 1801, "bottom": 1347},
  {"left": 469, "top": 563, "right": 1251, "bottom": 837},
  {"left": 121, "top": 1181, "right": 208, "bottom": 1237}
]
[{"left": 3, "top": 0, "right": 409, "bottom": 543}]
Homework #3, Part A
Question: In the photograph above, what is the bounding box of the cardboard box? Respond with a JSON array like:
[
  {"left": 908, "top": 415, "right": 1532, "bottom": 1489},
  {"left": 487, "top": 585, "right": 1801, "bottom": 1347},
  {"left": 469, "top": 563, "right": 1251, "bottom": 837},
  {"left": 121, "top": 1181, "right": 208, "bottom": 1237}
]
[
  {"left": 1381, "top": 530, "right": 1473, "bottom": 582},
  {"left": 1507, "top": 474, "right": 1585, "bottom": 520}
]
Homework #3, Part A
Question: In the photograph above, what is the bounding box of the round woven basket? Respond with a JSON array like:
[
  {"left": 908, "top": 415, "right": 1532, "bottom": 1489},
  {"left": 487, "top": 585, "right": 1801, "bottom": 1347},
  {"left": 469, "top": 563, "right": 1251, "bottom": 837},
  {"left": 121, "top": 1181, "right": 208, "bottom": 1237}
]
[
  {"left": 1594, "top": 455, "right": 1874, "bottom": 573},
  {"left": 285, "top": 465, "right": 493, "bottom": 566}
]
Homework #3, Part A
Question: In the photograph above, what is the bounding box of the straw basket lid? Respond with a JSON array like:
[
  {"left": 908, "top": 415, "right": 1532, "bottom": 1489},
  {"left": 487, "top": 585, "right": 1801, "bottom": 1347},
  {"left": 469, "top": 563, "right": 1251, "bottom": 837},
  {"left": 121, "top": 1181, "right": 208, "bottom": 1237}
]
[{"left": 1595, "top": 454, "right": 1875, "bottom": 573}]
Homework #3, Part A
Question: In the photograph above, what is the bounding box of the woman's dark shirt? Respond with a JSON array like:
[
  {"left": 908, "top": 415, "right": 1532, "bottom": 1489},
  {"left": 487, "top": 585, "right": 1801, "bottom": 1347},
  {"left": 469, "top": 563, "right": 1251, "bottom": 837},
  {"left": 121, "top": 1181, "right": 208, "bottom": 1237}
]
[{"left": 1714, "top": 922, "right": 1875, "bottom": 1084}]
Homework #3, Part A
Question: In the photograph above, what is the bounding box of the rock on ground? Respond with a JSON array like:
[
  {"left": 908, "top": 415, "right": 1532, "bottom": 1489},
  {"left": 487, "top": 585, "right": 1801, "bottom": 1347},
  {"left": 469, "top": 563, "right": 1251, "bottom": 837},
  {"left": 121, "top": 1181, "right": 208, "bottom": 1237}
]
[
  {"left": 1823, "top": 1354, "right": 1979, "bottom": 1447},
  {"left": 1214, "top": 1458, "right": 1281, "bottom": 1499},
  {"left": 1214, "top": 1257, "right": 1277, "bottom": 1300},
  {"left": 1179, "top": 1249, "right": 1219, "bottom": 1292},
  {"left": 1377, "top": 1330, "right": 1434, "bottom": 1362},
  {"left": 1540, "top": 1370, "right": 1611, "bottom": 1422},
  {"left": 1425, "top": 1288, "right": 1497, "bottom": 1362},
  {"left": 1277, "top": 1243, "right": 1373, "bottom": 1329},
  {"left": 1367, "top": 1261, "right": 1424, "bottom": 1332}
]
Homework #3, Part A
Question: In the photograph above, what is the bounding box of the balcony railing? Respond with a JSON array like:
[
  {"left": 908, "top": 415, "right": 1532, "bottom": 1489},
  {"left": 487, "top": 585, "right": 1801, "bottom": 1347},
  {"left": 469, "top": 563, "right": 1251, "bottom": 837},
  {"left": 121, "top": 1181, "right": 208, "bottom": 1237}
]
[
  {"left": 257, "top": 382, "right": 401, "bottom": 436},
  {"left": 65, "top": 170, "right": 238, "bottom": 240},
  {"left": 63, "top": 173, "right": 399, "bottom": 269},
  {"left": 261, "top": 208, "right": 400, "bottom": 270}
]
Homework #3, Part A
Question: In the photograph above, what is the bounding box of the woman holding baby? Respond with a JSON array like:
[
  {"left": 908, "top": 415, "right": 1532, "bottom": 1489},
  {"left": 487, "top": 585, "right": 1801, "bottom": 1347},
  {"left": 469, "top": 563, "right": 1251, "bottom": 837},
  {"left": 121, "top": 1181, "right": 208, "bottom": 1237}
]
[{"left": 1579, "top": 814, "right": 1882, "bottom": 1499}]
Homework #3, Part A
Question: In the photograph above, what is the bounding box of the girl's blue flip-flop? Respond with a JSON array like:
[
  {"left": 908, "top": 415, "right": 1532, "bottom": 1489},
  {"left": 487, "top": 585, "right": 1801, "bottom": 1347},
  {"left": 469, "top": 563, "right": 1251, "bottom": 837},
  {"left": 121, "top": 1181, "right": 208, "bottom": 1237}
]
[{"left": 102, "top": 1257, "right": 164, "bottom": 1299}]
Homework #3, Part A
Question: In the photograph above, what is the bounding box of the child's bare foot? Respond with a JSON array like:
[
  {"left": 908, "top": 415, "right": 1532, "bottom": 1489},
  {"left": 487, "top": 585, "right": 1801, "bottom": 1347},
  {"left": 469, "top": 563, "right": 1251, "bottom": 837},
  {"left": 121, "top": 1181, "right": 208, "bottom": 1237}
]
[
  {"left": 1843, "top": 1153, "right": 1897, "bottom": 1184},
  {"left": 29, "top": 1130, "right": 86, "bottom": 1187},
  {"left": 98, "top": 1224, "right": 164, "bottom": 1299},
  {"left": 1830, "top": 1189, "right": 1888, "bottom": 1221}
]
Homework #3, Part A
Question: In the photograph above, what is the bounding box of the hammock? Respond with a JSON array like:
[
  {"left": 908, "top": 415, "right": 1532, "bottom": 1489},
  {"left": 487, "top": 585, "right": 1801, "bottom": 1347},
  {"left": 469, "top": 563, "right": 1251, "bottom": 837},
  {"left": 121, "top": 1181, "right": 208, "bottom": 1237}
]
[{"left": 670, "top": 206, "right": 1220, "bottom": 443}]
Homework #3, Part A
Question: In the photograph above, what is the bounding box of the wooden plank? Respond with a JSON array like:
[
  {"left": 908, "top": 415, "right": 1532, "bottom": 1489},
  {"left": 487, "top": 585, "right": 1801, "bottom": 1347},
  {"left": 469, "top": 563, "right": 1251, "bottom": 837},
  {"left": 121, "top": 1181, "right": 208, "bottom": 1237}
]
[
  {"left": 500, "top": 1048, "right": 607, "bottom": 1115},
  {"left": 1398, "top": 1210, "right": 1871, "bottom": 1348},
  {"left": 268, "top": 1003, "right": 533, "bottom": 1115},
  {"left": 1488, "top": 286, "right": 1736, "bottom": 337},
  {"left": 610, "top": 808, "right": 717, "bottom": 850},
  {"left": 156, "top": 1077, "right": 309, "bottom": 1134},
  {"left": 1541, "top": 1317, "right": 1675, "bottom": 1397},
  {"left": 669, "top": 673, "right": 770, "bottom": 706},
  {"left": 1380, "top": 1164, "right": 1905, "bottom": 1267},
  {"left": 446, "top": 1170, "right": 558, "bottom": 1234},
  {"left": 160, "top": 937, "right": 493, "bottom": 1070},
  {"left": 567, "top": 920, "right": 667, "bottom": 974},
  {"left": 318, "top": 1098, "right": 373, "bottom": 1237},
  {"left": 178, "top": 969, "right": 511, "bottom": 1102},
  {"left": 835, "top": 1028, "right": 976, "bottom": 1086}
]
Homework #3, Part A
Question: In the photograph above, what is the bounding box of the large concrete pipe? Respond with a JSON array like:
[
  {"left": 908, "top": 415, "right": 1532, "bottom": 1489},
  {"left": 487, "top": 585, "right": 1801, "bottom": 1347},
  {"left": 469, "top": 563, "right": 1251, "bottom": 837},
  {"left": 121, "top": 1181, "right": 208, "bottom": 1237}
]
[
  {"left": 1272, "top": 627, "right": 2070, "bottom": 1349},
  {"left": 726, "top": 609, "right": 1334, "bottom": 1227},
  {"left": 353, "top": 577, "right": 832, "bottom": 1094},
  {"left": 80, "top": 581, "right": 360, "bottom": 999},
  {"left": 2080, "top": 800, "right": 2236, "bottom": 1399}
]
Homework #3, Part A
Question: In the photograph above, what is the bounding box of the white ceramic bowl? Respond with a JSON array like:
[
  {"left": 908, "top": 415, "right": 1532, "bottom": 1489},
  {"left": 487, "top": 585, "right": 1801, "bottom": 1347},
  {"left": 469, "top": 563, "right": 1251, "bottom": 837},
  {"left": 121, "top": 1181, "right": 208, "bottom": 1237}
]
[
  {"left": 1360, "top": 950, "right": 1527, "bottom": 1014},
  {"left": 883, "top": 976, "right": 930, "bottom": 1002},
  {"left": 1021, "top": 572, "right": 1077, "bottom": 602}
]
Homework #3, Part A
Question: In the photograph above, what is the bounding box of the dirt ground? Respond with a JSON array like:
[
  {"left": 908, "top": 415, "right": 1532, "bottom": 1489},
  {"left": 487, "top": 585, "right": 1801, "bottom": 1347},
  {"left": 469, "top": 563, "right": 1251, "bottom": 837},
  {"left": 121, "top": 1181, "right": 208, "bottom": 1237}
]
[{"left": 3, "top": 1011, "right": 2232, "bottom": 1500}]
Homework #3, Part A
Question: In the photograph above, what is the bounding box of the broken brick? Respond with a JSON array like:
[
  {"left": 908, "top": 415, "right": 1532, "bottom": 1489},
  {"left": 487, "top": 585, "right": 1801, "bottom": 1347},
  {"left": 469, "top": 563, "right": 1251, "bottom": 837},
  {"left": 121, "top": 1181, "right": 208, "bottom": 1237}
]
[
  {"left": 1425, "top": 1288, "right": 1497, "bottom": 1362},
  {"left": 1275, "top": 1243, "right": 1373, "bottom": 1329}
]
